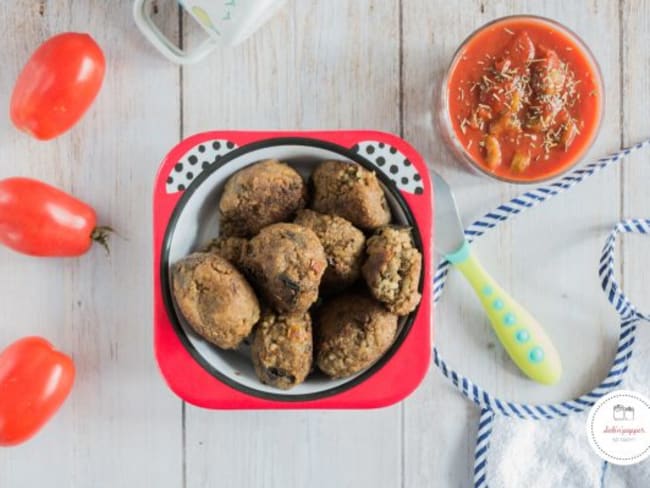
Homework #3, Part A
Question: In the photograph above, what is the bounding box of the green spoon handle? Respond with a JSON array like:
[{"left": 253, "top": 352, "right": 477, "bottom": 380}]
[{"left": 446, "top": 241, "right": 562, "bottom": 385}]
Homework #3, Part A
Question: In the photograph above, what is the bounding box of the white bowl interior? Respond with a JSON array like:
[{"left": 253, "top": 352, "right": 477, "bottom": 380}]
[{"left": 167, "top": 144, "right": 411, "bottom": 396}]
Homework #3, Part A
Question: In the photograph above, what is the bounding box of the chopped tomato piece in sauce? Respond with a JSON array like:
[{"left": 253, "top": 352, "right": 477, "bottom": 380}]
[{"left": 447, "top": 18, "right": 602, "bottom": 182}]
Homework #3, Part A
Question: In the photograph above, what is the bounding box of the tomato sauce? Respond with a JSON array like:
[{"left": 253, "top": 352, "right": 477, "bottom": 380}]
[{"left": 446, "top": 17, "right": 602, "bottom": 182}]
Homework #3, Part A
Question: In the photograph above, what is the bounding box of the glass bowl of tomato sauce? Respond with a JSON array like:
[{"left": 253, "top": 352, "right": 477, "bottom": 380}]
[{"left": 438, "top": 15, "right": 603, "bottom": 183}]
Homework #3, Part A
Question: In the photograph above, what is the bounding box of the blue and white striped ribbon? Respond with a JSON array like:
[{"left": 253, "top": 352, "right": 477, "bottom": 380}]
[
  {"left": 473, "top": 408, "right": 494, "bottom": 488},
  {"left": 431, "top": 140, "right": 650, "bottom": 488}
]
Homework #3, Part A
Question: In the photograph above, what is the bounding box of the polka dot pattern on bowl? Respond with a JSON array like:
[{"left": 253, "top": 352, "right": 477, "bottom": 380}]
[
  {"left": 351, "top": 141, "right": 424, "bottom": 195},
  {"left": 166, "top": 139, "right": 238, "bottom": 194}
]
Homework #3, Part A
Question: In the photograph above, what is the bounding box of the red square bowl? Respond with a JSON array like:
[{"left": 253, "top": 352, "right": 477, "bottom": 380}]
[{"left": 153, "top": 130, "right": 433, "bottom": 409}]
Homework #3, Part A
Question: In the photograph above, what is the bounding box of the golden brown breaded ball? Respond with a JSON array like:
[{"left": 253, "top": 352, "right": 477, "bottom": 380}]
[
  {"left": 294, "top": 209, "right": 365, "bottom": 290},
  {"left": 362, "top": 226, "right": 422, "bottom": 315},
  {"left": 171, "top": 253, "right": 260, "bottom": 349},
  {"left": 219, "top": 159, "right": 307, "bottom": 237},
  {"left": 251, "top": 310, "right": 313, "bottom": 389},
  {"left": 203, "top": 236, "right": 248, "bottom": 268},
  {"left": 311, "top": 160, "right": 391, "bottom": 230},
  {"left": 315, "top": 293, "right": 398, "bottom": 379},
  {"left": 244, "top": 223, "right": 327, "bottom": 314}
]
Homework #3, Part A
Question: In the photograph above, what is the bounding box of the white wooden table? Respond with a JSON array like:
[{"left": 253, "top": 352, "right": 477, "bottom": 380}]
[{"left": 0, "top": 1, "right": 648, "bottom": 487}]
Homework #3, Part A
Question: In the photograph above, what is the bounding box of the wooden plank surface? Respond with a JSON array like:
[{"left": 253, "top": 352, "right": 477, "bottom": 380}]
[
  {"left": 0, "top": 1, "right": 647, "bottom": 487},
  {"left": 0, "top": 1, "right": 183, "bottom": 487},
  {"left": 180, "top": 2, "right": 403, "bottom": 487},
  {"left": 622, "top": 1, "right": 650, "bottom": 375},
  {"left": 402, "top": 1, "right": 624, "bottom": 486}
]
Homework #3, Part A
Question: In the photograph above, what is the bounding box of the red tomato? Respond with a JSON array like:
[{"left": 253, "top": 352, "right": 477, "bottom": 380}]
[
  {"left": 0, "top": 337, "right": 75, "bottom": 446},
  {"left": 10, "top": 33, "right": 105, "bottom": 140},
  {"left": 0, "top": 177, "right": 110, "bottom": 257}
]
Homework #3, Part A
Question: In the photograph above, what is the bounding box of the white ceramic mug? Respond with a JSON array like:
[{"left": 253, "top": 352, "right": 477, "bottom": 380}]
[{"left": 133, "top": 0, "right": 287, "bottom": 64}]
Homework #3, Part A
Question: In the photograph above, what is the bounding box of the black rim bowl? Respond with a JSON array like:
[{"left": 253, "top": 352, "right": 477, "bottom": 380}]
[{"left": 160, "top": 137, "right": 424, "bottom": 402}]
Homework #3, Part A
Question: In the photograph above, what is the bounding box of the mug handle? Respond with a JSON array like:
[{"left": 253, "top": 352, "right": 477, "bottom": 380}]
[{"left": 133, "top": 0, "right": 218, "bottom": 64}]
